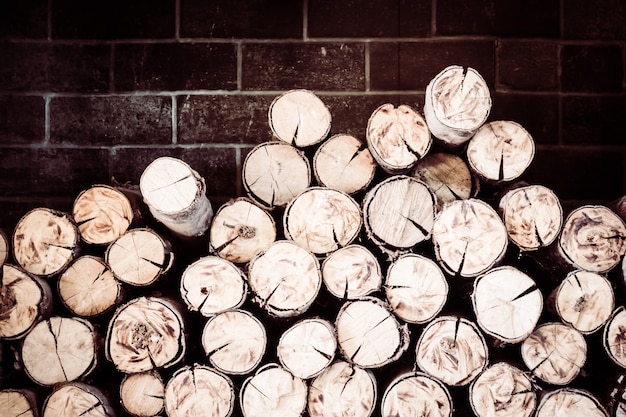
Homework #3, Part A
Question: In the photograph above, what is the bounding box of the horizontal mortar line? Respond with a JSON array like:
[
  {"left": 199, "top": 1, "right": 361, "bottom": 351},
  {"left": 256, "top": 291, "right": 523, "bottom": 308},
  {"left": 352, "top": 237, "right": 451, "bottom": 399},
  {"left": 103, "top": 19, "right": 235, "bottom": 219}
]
[
  {"left": 0, "top": 143, "right": 252, "bottom": 150},
  {"left": 534, "top": 143, "right": 626, "bottom": 151},
  {"left": 0, "top": 90, "right": 432, "bottom": 98}
]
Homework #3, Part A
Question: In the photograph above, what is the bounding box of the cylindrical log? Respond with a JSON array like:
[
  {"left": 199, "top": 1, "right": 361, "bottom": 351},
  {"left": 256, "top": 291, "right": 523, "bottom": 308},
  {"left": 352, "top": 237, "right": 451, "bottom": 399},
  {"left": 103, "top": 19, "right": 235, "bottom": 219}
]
[
  {"left": 432, "top": 198, "right": 508, "bottom": 277},
  {"left": 179, "top": 256, "right": 247, "bottom": 317},
  {"left": 105, "top": 296, "right": 186, "bottom": 374},
  {"left": 381, "top": 371, "right": 453, "bottom": 417},
  {"left": 0, "top": 389, "right": 39, "bottom": 417},
  {"left": 57, "top": 255, "right": 123, "bottom": 318},
  {"left": 242, "top": 141, "right": 311, "bottom": 209},
  {"left": 604, "top": 306, "right": 626, "bottom": 369},
  {"left": 335, "top": 296, "right": 410, "bottom": 369},
  {"left": 201, "top": 309, "right": 266, "bottom": 376},
  {"left": 308, "top": 360, "right": 377, "bottom": 417},
  {"left": 415, "top": 315, "right": 488, "bottom": 386},
  {"left": 164, "top": 364, "right": 235, "bottom": 417},
  {"left": 611, "top": 194, "right": 626, "bottom": 223},
  {"left": 283, "top": 186, "right": 362, "bottom": 256},
  {"left": 423, "top": 65, "right": 491, "bottom": 147},
  {"left": 321, "top": 244, "right": 383, "bottom": 300},
  {"left": 384, "top": 253, "right": 448, "bottom": 324},
  {"left": 535, "top": 388, "right": 608, "bottom": 417},
  {"left": 313, "top": 133, "right": 376, "bottom": 194},
  {"left": 208, "top": 198, "right": 276, "bottom": 264},
  {"left": 366, "top": 103, "right": 431, "bottom": 173},
  {"left": 120, "top": 370, "right": 165, "bottom": 417},
  {"left": 12, "top": 208, "right": 80, "bottom": 277},
  {"left": 521, "top": 322, "right": 587, "bottom": 385},
  {"left": 0, "top": 228, "right": 8, "bottom": 267},
  {"left": 42, "top": 382, "right": 116, "bottom": 417},
  {"left": 268, "top": 89, "right": 331, "bottom": 148}
]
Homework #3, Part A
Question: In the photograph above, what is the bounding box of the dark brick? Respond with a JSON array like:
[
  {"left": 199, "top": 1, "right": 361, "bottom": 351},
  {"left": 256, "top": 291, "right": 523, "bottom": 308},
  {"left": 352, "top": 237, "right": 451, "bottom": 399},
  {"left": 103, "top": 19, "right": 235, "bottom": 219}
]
[
  {"left": 308, "top": 0, "right": 431, "bottom": 37},
  {"left": 494, "top": 0, "right": 560, "bottom": 37},
  {"left": 52, "top": 0, "right": 175, "bottom": 39},
  {"left": 490, "top": 93, "right": 559, "bottom": 145},
  {"left": 180, "top": 0, "right": 303, "bottom": 38},
  {"left": 563, "top": 96, "right": 626, "bottom": 146},
  {"left": 370, "top": 41, "right": 495, "bottom": 91},
  {"left": 0, "top": 198, "right": 75, "bottom": 231},
  {"left": 0, "top": 42, "right": 110, "bottom": 93},
  {"left": 241, "top": 43, "right": 365, "bottom": 91},
  {"left": 50, "top": 96, "right": 172, "bottom": 146},
  {"left": 114, "top": 43, "right": 237, "bottom": 92},
  {"left": 436, "top": 0, "right": 495, "bottom": 35},
  {"left": 0, "top": 95, "right": 46, "bottom": 144},
  {"left": 497, "top": 41, "right": 559, "bottom": 91},
  {"left": 561, "top": 45, "right": 623, "bottom": 93},
  {"left": 0, "top": 0, "right": 48, "bottom": 39},
  {"left": 564, "top": 0, "right": 626, "bottom": 40}
]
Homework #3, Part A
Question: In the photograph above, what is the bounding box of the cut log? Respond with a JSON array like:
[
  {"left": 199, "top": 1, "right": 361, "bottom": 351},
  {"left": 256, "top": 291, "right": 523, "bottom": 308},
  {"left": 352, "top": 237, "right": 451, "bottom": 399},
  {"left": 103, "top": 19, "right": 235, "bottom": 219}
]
[
  {"left": 535, "top": 388, "right": 608, "bottom": 417},
  {"left": 247, "top": 240, "right": 321, "bottom": 318},
  {"left": 498, "top": 183, "right": 563, "bottom": 251},
  {"left": 335, "top": 296, "right": 410, "bottom": 368},
  {"left": 277, "top": 317, "right": 337, "bottom": 379},
  {"left": 239, "top": 363, "right": 308, "bottom": 417},
  {"left": 179, "top": 255, "right": 247, "bottom": 317},
  {"left": 423, "top": 65, "right": 491, "bottom": 147},
  {"left": 415, "top": 315, "right": 488, "bottom": 386},
  {"left": 105, "top": 228, "right": 173, "bottom": 287},
  {"left": 21, "top": 316, "right": 96, "bottom": 386},
  {"left": 242, "top": 141, "right": 311, "bottom": 209},
  {"left": 120, "top": 370, "right": 165, "bottom": 417},
  {"left": 466, "top": 120, "right": 535, "bottom": 183},
  {"left": 0, "top": 264, "right": 53, "bottom": 340},
  {"left": 72, "top": 184, "right": 134, "bottom": 245},
  {"left": 57, "top": 255, "right": 123, "bottom": 318},
  {"left": 105, "top": 296, "right": 186, "bottom": 374},
  {"left": 432, "top": 198, "right": 508, "bottom": 278},
  {"left": 603, "top": 306, "right": 626, "bottom": 369},
  {"left": 201, "top": 309, "right": 266, "bottom": 376},
  {"left": 471, "top": 266, "right": 543, "bottom": 344},
  {"left": 139, "top": 156, "right": 213, "bottom": 238},
  {"left": 366, "top": 103, "right": 431, "bottom": 173},
  {"left": 283, "top": 186, "right": 362, "bottom": 256},
  {"left": 611, "top": 194, "right": 626, "bottom": 223},
  {"left": 0, "top": 389, "right": 39, "bottom": 417},
  {"left": 384, "top": 253, "right": 448, "bottom": 324},
  {"left": 362, "top": 175, "right": 436, "bottom": 253},
  {"left": 208, "top": 198, "right": 276, "bottom": 264},
  {"left": 313, "top": 133, "right": 377, "bottom": 194},
  {"left": 12, "top": 208, "right": 80, "bottom": 277},
  {"left": 521, "top": 322, "right": 587, "bottom": 385},
  {"left": 381, "top": 371, "right": 453, "bottom": 417},
  {"left": 268, "top": 89, "right": 331, "bottom": 148},
  {"left": 0, "top": 228, "right": 8, "bottom": 267},
  {"left": 42, "top": 383, "right": 116, "bottom": 417},
  {"left": 308, "top": 360, "right": 377, "bottom": 417},
  {"left": 321, "top": 244, "right": 383, "bottom": 300},
  {"left": 164, "top": 364, "right": 235, "bottom": 417}
]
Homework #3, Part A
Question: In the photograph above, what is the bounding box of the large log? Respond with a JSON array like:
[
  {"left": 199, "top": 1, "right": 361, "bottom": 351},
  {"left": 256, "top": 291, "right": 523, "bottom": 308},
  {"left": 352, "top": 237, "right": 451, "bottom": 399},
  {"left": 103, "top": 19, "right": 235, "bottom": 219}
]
[
  {"left": 381, "top": 371, "right": 453, "bottom": 417},
  {"left": 603, "top": 306, "right": 626, "bottom": 369},
  {"left": 42, "top": 383, "right": 116, "bottom": 417},
  {"left": 321, "top": 244, "right": 383, "bottom": 300},
  {"left": 0, "top": 389, "right": 39, "bottom": 417},
  {"left": 535, "top": 388, "right": 608, "bottom": 417}
]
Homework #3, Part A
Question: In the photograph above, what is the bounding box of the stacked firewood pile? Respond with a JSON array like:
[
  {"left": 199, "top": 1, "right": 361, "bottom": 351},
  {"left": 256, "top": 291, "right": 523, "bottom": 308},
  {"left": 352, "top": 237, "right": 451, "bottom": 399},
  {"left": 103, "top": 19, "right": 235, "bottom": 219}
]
[{"left": 2, "top": 65, "right": 626, "bottom": 417}]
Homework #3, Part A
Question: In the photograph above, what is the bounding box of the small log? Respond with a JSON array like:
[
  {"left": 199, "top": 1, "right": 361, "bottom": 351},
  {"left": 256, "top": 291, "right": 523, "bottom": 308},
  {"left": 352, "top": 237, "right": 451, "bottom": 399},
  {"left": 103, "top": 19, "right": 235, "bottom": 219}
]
[
  {"left": 384, "top": 253, "right": 448, "bottom": 324},
  {"left": 535, "top": 388, "right": 608, "bottom": 417},
  {"left": 57, "top": 255, "right": 123, "bottom": 318},
  {"left": 313, "top": 133, "right": 376, "bottom": 194},
  {"left": 239, "top": 363, "right": 308, "bottom": 417},
  {"left": 105, "top": 296, "right": 186, "bottom": 374},
  {"left": 423, "top": 65, "right": 491, "bottom": 147},
  {"left": 381, "top": 371, "right": 453, "bottom": 417},
  {"left": 466, "top": 120, "right": 535, "bottom": 183},
  {"left": 0, "top": 389, "right": 39, "bottom": 417},
  {"left": 321, "top": 244, "right": 383, "bottom": 300},
  {"left": 432, "top": 198, "right": 508, "bottom": 277},
  {"left": 247, "top": 240, "right": 321, "bottom": 318},
  {"left": 242, "top": 141, "right": 311, "bottom": 209},
  {"left": 12, "top": 208, "right": 80, "bottom": 277},
  {"left": 0, "top": 264, "right": 53, "bottom": 340},
  {"left": 42, "top": 382, "right": 116, "bottom": 417},
  {"left": 366, "top": 103, "right": 431, "bottom": 174},
  {"left": 21, "top": 316, "right": 96, "bottom": 386},
  {"left": 611, "top": 194, "right": 626, "bottom": 223},
  {"left": 277, "top": 317, "right": 337, "bottom": 379},
  {"left": 179, "top": 255, "right": 247, "bottom": 317},
  {"left": 268, "top": 89, "right": 331, "bottom": 148},
  {"left": 472, "top": 266, "right": 543, "bottom": 344},
  {"left": 120, "top": 370, "right": 165, "bottom": 417},
  {"left": 415, "top": 315, "right": 488, "bottom": 386},
  {"left": 208, "top": 197, "right": 276, "bottom": 264},
  {"left": 603, "top": 306, "right": 626, "bottom": 369},
  {"left": 105, "top": 228, "right": 173, "bottom": 287},
  {"left": 469, "top": 362, "right": 537, "bottom": 417},
  {"left": 283, "top": 186, "right": 362, "bottom": 256},
  {"left": 72, "top": 184, "right": 134, "bottom": 245},
  {"left": 335, "top": 296, "right": 410, "bottom": 368},
  {"left": 521, "top": 322, "right": 587, "bottom": 385},
  {"left": 139, "top": 156, "right": 213, "bottom": 238},
  {"left": 0, "top": 228, "right": 8, "bottom": 266},
  {"left": 164, "top": 364, "right": 235, "bottom": 417},
  {"left": 201, "top": 309, "right": 266, "bottom": 376}
]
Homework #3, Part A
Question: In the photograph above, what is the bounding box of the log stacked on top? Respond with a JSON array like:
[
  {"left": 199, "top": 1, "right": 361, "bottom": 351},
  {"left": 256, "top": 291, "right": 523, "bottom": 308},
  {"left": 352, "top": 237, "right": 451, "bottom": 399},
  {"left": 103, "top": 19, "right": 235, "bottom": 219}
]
[{"left": 1, "top": 66, "right": 626, "bottom": 417}]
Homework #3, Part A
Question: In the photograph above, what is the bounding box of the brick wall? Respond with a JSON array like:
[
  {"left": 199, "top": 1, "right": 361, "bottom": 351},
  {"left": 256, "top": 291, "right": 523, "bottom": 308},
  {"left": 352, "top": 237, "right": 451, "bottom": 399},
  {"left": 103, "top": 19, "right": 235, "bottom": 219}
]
[{"left": 1, "top": 0, "right": 625, "bottom": 231}]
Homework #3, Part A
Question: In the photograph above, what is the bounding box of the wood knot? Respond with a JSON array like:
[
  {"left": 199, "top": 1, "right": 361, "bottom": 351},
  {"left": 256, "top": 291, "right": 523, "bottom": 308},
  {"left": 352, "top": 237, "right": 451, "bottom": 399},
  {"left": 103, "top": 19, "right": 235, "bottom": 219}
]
[
  {"left": 573, "top": 295, "right": 587, "bottom": 312},
  {"left": 0, "top": 286, "right": 16, "bottom": 316},
  {"left": 131, "top": 322, "right": 151, "bottom": 350},
  {"left": 237, "top": 225, "right": 256, "bottom": 239}
]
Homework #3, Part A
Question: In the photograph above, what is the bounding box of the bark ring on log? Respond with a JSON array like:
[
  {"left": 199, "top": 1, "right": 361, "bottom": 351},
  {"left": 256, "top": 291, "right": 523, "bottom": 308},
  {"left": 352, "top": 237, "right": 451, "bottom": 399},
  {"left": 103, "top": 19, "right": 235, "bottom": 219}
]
[
  {"left": 321, "top": 244, "right": 383, "bottom": 300},
  {"left": 120, "top": 370, "right": 165, "bottom": 417},
  {"left": 0, "top": 389, "right": 39, "bottom": 417},
  {"left": 604, "top": 306, "right": 626, "bottom": 369},
  {"left": 535, "top": 388, "right": 608, "bottom": 417},
  {"left": 42, "top": 382, "right": 116, "bottom": 417},
  {"left": 381, "top": 371, "right": 453, "bottom": 417}
]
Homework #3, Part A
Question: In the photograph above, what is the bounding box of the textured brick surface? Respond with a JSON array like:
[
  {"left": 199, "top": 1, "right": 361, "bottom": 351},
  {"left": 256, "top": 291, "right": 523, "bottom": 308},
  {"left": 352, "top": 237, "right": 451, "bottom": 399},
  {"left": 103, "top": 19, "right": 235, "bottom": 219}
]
[
  {"left": 0, "top": 95, "right": 46, "bottom": 144},
  {"left": 563, "top": 96, "right": 626, "bottom": 146},
  {"left": 490, "top": 93, "right": 559, "bottom": 145},
  {"left": 0, "top": 0, "right": 48, "bottom": 38},
  {"left": 561, "top": 45, "right": 623, "bottom": 93},
  {"left": 493, "top": 0, "right": 560, "bottom": 37},
  {"left": 436, "top": 0, "right": 495, "bottom": 35},
  {"left": 563, "top": 0, "right": 626, "bottom": 40},
  {"left": 497, "top": 41, "right": 559, "bottom": 91}
]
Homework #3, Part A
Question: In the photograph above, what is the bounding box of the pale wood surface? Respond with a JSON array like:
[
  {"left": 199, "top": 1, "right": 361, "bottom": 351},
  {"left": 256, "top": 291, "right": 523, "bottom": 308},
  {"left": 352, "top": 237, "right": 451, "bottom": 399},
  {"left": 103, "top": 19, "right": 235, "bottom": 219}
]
[
  {"left": 535, "top": 388, "right": 608, "bottom": 417},
  {"left": 120, "top": 370, "right": 165, "bottom": 417},
  {"left": 604, "top": 306, "right": 626, "bottom": 368},
  {"left": 0, "top": 389, "right": 38, "bottom": 417},
  {"left": 269, "top": 89, "right": 331, "bottom": 147},
  {"left": 381, "top": 371, "right": 453, "bottom": 417},
  {"left": 0, "top": 228, "right": 8, "bottom": 267},
  {"left": 277, "top": 318, "right": 336, "bottom": 379},
  {"left": 321, "top": 244, "right": 382, "bottom": 300},
  {"left": 42, "top": 383, "right": 115, "bottom": 417}
]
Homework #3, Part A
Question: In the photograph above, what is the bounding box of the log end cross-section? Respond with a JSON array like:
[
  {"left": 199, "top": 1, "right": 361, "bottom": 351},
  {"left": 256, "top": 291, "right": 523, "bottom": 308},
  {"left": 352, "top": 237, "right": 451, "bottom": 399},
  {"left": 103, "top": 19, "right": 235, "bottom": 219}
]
[{"left": 381, "top": 371, "right": 453, "bottom": 417}]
